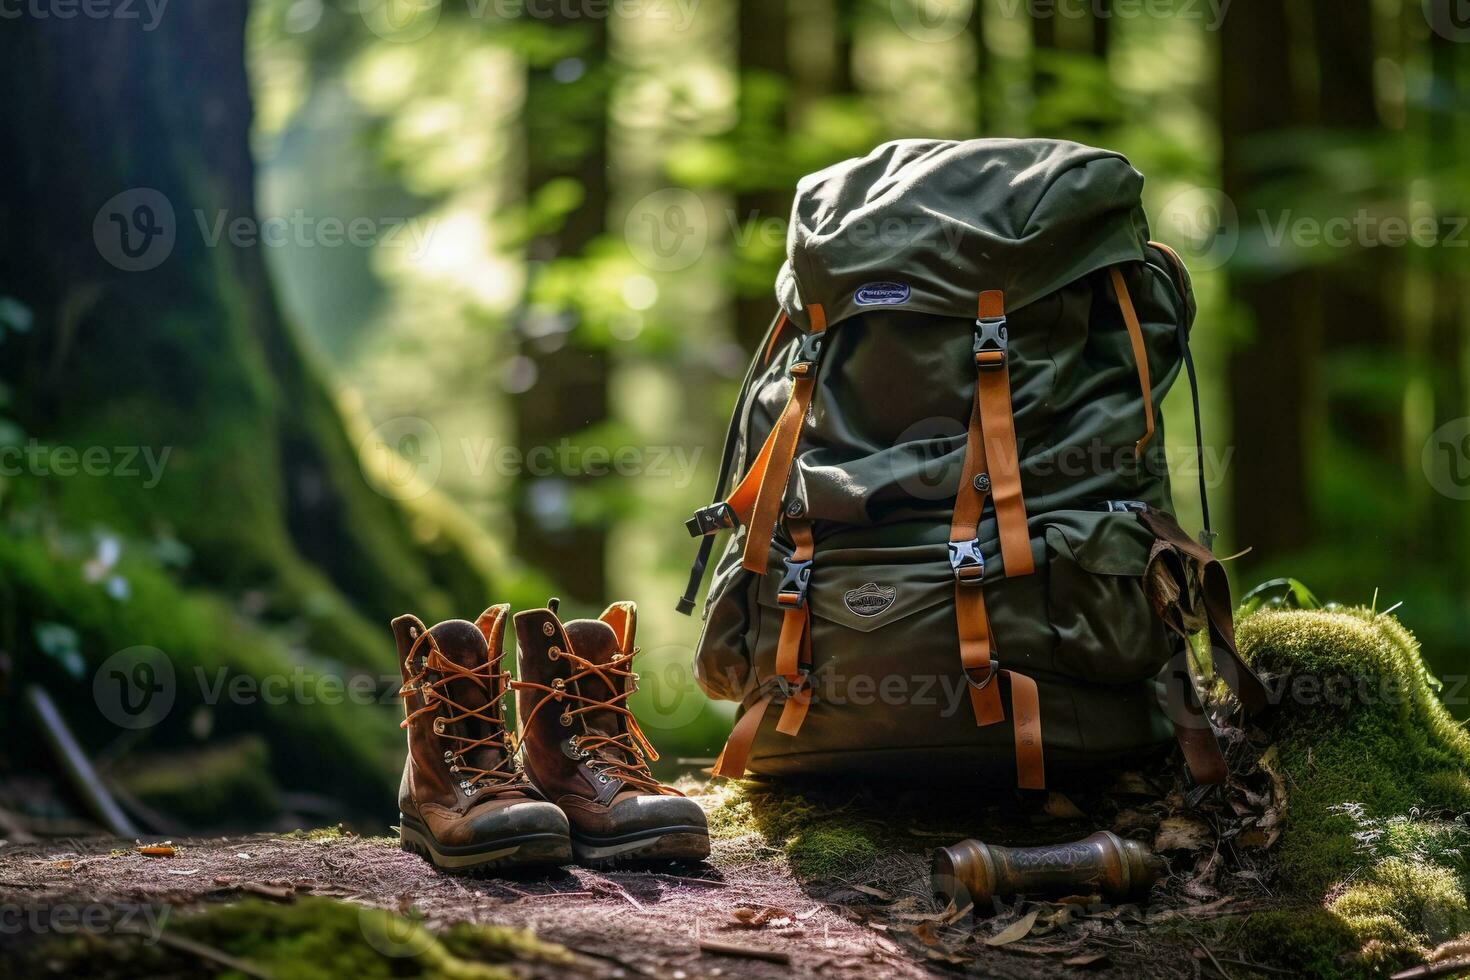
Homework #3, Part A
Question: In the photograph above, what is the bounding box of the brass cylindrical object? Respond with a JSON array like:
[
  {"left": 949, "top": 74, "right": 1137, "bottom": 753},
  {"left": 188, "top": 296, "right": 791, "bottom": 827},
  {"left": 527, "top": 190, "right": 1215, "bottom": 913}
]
[{"left": 932, "top": 831, "right": 1165, "bottom": 909}]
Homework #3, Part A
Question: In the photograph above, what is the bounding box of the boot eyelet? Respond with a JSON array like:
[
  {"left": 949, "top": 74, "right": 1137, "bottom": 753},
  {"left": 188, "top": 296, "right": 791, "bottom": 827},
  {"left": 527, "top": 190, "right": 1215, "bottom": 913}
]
[
  {"left": 548, "top": 646, "right": 561, "bottom": 661},
  {"left": 464, "top": 788, "right": 478, "bottom": 797},
  {"left": 560, "top": 711, "right": 573, "bottom": 727},
  {"left": 542, "top": 622, "right": 555, "bottom": 637},
  {"left": 450, "top": 765, "right": 460, "bottom": 773},
  {"left": 597, "top": 774, "right": 609, "bottom": 784},
  {"left": 432, "top": 717, "right": 446, "bottom": 734},
  {"left": 443, "top": 750, "right": 454, "bottom": 761},
  {"left": 551, "top": 677, "right": 566, "bottom": 691}
]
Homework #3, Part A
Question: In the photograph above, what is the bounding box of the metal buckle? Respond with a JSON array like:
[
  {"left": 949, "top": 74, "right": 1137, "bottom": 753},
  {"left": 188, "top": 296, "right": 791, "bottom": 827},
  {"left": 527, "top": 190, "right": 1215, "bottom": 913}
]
[
  {"left": 776, "top": 557, "right": 813, "bottom": 609},
  {"left": 966, "top": 659, "right": 1000, "bottom": 691},
  {"left": 948, "top": 538, "right": 986, "bottom": 585},
  {"left": 790, "top": 332, "right": 824, "bottom": 377},
  {"left": 973, "top": 315, "right": 1008, "bottom": 370},
  {"left": 685, "top": 501, "right": 738, "bottom": 537},
  {"left": 1104, "top": 500, "right": 1148, "bottom": 514},
  {"left": 775, "top": 670, "right": 810, "bottom": 698}
]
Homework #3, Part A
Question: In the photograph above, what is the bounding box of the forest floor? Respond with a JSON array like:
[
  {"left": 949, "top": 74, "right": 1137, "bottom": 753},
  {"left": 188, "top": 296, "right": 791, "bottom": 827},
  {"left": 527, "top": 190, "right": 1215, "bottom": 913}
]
[{"left": 0, "top": 771, "right": 1294, "bottom": 980}]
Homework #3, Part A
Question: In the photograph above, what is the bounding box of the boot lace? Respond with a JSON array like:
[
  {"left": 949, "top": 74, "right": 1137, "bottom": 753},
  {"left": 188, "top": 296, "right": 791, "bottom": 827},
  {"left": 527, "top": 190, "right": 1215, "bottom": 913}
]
[
  {"left": 512, "top": 642, "right": 680, "bottom": 797},
  {"left": 400, "top": 630, "right": 530, "bottom": 796}
]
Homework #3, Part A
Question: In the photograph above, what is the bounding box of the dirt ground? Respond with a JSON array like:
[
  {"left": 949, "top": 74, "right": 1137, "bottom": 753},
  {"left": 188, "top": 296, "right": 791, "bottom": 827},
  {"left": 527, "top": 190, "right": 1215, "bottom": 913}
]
[{"left": 0, "top": 779, "right": 1282, "bottom": 980}]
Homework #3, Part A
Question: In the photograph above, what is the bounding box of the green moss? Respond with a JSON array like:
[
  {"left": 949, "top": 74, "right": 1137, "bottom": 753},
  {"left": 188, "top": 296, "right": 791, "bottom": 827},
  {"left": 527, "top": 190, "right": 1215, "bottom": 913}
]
[
  {"left": 0, "top": 530, "right": 401, "bottom": 816},
  {"left": 1236, "top": 607, "right": 1470, "bottom": 970},
  {"left": 114, "top": 736, "right": 280, "bottom": 827},
  {"left": 1232, "top": 908, "right": 1362, "bottom": 978},
  {"left": 706, "top": 781, "right": 891, "bottom": 881},
  {"left": 23, "top": 898, "right": 570, "bottom": 979}
]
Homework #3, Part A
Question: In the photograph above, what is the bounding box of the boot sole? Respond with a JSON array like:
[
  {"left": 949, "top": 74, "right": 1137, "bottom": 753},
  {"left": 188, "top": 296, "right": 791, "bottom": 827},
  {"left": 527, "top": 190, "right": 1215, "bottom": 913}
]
[
  {"left": 571, "top": 826, "right": 711, "bottom": 867},
  {"left": 399, "top": 815, "right": 572, "bottom": 872}
]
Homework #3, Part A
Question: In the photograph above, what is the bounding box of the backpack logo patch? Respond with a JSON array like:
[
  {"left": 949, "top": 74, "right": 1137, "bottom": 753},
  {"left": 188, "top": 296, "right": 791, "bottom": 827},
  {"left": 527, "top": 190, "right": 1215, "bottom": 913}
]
[
  {"left": 844, "top": 583, "right": 897, "bottom": 618},
  {"left": 853, "top": 282, "right": 910, "bottom": 306}
]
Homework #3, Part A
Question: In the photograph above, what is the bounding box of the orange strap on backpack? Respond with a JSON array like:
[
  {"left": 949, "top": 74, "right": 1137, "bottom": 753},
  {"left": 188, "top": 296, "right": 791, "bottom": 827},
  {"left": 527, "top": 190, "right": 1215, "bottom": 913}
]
[
  {"left": 1109, "top": 266, "right": 1155, "bottom": 456},
  {"left": 948, "top": 290, "right": 1044, "bottom": 790}
]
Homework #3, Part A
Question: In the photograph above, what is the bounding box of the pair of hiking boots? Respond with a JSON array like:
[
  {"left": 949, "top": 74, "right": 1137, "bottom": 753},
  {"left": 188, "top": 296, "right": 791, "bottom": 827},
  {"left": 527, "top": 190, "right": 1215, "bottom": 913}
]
[{"left": 394, "top": 600, "right": 709, "bottom": 871}]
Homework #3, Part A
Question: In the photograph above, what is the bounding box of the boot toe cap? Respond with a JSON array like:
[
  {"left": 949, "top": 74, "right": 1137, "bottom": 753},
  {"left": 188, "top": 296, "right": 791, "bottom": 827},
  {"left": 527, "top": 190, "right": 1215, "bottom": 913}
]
[
  {"left": 606, "top": 793, "right": 708, "bottom": 835},
  {"left": 466, "top": 799, "right": 570, "bottom": 841}
]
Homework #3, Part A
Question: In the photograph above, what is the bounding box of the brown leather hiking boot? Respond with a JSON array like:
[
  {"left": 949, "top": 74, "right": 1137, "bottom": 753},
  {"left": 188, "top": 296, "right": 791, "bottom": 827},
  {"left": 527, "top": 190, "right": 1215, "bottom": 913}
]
[
  {"left": 514, "top": 600, "right": 710, "bottom": 866},
  {"left": 395, "top": 605, "right": 571, "bottom": 871}
]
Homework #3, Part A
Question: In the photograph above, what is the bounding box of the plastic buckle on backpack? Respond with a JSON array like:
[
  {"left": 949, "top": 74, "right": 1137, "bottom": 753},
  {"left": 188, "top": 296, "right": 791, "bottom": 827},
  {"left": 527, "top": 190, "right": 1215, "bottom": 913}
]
[
  {"left": 790, "top": 332, "right": 824, "bottom": 377},
  {"left": 973, "top": 315, "right": 1008, "bottom": 370},
  {"left": 685, "top": 502, "right": 738, "bottom": 537},
  {"left": 775, "top": 557, "right": 813, "bottom": 609},
  {"left": 948, "top": 538, "right": 986, "bottom": 585}
]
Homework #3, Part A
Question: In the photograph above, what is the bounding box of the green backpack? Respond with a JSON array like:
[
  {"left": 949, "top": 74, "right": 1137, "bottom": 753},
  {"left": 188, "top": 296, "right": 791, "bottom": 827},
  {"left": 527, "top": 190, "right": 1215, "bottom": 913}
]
[{"left": 678, "top": 139, "right": 1267, "bottom": 789}]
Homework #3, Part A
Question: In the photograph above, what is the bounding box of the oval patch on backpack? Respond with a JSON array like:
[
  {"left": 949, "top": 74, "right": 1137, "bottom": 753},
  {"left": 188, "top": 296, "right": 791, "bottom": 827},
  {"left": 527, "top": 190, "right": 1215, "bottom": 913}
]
[
  {"left": 844, "top": 583, "right": 897, "bottom": 618},
  {"left": 853, "top": 282, "right": 910, "bottom": 306}
]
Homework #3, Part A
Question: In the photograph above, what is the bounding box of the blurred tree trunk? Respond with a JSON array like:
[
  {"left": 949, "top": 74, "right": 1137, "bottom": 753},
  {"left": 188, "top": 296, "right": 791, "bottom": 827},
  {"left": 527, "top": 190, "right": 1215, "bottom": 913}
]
[
  {"left": 0, "top": 3, "right": 488, "bottom": 652},
  {"left": 515, "top": 13, "right": 612, "bottom": 603},
  {"left": 1427, "top": 29, "right": 1468, "bottom": 586},
  {"left": 1311, "top": 0, "right": 1403, "bottom": 528},
  {"left": 1221, "top": 6, "right": 1315, "bottom": 556},
  {"left": 734, "top": 0, "right": 791, "bottom": 354}
]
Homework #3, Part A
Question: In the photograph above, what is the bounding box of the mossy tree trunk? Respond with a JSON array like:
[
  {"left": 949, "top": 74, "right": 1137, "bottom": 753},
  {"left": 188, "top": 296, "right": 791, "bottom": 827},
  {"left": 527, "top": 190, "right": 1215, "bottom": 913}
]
[{"left": 0, "top": 1, "right": 493, "bottom": 817}]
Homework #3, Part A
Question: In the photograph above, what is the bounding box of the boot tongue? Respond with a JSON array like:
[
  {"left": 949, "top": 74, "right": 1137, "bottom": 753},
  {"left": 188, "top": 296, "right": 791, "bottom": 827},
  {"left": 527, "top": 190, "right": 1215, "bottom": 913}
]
[
  {"left": 564, "top": 620, "right": 630, "bottom": 752},
  {"left": 427, "top": 619, "right": 507, "bottom": 779}
]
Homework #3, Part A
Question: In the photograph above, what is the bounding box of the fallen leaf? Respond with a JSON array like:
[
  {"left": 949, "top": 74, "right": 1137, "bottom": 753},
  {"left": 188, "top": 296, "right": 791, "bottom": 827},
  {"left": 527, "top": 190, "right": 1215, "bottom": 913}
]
[
  {"left": 984, "top": 908, "right": 1039, "bottom": 947},
  {"left": 137, "top": 845, "right": 176, "bottom": 858},
  {"left": 1057, "top": 894, "right": 1101, "bottom": 906},
  {"left": 731, "top": 905, "right": 793, "bottom": 929},
  {"left": 1110, "top": 771, "right": 1155, "bottom": 795},
  {"left": 1044, "top": 793, "right": 1086, "bottom": 819},
  {"left": 1064, "top": 952, "right": 1109, "bottom": 967},
  {"left": 1155, "top": 815, "right": 1212, "bottom": 852}
]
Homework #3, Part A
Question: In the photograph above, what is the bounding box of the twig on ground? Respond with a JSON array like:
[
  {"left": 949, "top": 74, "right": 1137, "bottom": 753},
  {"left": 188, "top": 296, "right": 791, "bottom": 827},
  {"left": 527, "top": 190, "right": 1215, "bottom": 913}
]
[
  {"left": 1194, "top": 936, "right": 1235, "bottom": 980},
  {"left": 119, "top": 925, "right": 272, "bottom": 980},
  {"left": 562, "top": 943, "right": 655, "bottom": 977},
  {"left": 1391, "top": 958, "right": 1470, "bottom": 980},
  {"left": 699, "top": 939, "right": 791, "bottom": 964}
]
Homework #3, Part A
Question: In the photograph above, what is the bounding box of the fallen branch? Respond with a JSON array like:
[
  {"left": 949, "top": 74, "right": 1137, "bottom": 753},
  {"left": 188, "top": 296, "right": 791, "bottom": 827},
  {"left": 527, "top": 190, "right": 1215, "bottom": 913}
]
[{"left": 698, "top": 939, "right": 791, "bottom": 965}]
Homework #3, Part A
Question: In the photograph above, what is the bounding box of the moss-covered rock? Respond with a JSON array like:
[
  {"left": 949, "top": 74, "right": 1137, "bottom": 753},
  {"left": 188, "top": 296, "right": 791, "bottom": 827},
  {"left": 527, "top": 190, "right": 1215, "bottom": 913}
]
[{"left": 1236, "top": 607, "right": 1470, "bottom": 971}]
